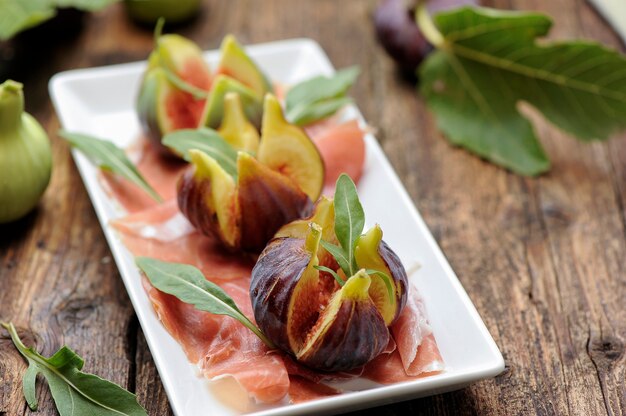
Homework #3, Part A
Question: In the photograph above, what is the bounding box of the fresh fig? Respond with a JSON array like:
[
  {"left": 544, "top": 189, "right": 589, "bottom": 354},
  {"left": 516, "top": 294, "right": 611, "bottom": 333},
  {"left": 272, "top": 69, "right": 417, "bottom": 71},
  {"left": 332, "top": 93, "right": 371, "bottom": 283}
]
[
  {"left": 177, "top": 94, "right": 324, "bottom": 253},
  {"left": 250, "top": 198, "right": 408, "bottom": 372},
  {"left": 137, "top": 33, "right": 211, "bottom": 154},
  {"left": 374, "top": 0, "right": 477, "bottom": 77}
]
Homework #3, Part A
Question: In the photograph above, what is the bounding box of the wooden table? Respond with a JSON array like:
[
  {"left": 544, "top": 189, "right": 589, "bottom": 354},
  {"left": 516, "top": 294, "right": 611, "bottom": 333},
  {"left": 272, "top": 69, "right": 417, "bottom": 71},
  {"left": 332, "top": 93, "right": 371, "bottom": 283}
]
[{"left": 1, "top": 0, "right": 625, "bottom": 414}]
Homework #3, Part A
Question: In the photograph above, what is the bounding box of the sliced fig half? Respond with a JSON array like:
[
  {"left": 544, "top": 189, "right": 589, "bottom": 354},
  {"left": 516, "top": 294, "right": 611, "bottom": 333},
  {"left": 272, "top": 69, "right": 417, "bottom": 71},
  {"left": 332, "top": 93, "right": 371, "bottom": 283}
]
[
  {"left": 137, "top": 34, "right": 211, "bottom": 155},
  {"left": 296, "top": 270, "right": 389, "bottom": 372},
  {"left": 216, "top": 34, "right": 273, "bottom": 97},
  {"left": 237, "top": 152, "right": 312, "bottom": 252},
  {"left": 355, "top": 225, "right": 408, "bottom": 325},
  {"left": 177, "top": 149, "right": 240, "bottom": 248},
  {"left": 257, "top": 94, "right": 325, "bottom": 201},
  {"left": 217, "top": 92, "right": 260, "bottom": 153}
]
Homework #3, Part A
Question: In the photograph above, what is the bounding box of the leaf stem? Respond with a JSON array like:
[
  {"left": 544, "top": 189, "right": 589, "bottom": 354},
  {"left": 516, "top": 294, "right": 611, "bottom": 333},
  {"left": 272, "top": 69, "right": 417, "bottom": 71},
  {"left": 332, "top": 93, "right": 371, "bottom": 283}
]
[
  {"left": 1, "top": 322, "right": 28, "bottom": 354},
  {"left": 416, "top": 1, "right": 445, "bottom": 49}
]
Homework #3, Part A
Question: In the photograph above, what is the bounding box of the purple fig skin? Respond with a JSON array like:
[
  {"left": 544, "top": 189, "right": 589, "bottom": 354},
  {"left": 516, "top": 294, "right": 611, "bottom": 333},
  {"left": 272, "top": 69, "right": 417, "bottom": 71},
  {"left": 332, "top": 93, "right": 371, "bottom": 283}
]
[
  {"left": 379, "top": 239, "right": 409, "bottom": 324},
  {"left": 374, "top": 0, "right": 478, "bottom": 77},
  {"left": 250, "top": 237, "right": 316, "bottom": 353},
  {"left": 177, "top": 167, "right": 235, "bottom": 246},
  {"left": 374, "top": 0, "right": 432, "bottom": 75},
  {"left": 237, "top": 157, "right": 313, "bottom": 253},
  {"left": 298, "top": 299, "right": 390, "bottom": 372}
]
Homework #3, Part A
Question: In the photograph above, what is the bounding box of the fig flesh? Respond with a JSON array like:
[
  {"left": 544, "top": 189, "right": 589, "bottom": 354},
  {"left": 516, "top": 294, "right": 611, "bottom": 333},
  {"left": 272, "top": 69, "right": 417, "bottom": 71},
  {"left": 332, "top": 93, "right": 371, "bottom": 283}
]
[
  {"left": 137, "top": 34, "right": 211, "bottom": 155},
  {"left": 177, "top": 95, "right": 324, "bottom": 253}
]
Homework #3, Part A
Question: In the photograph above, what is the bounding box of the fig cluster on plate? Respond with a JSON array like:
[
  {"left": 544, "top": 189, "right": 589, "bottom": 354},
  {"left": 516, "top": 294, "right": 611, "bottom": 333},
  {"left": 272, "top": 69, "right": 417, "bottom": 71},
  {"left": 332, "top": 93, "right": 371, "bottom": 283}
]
[
  {"left": 250, "top": 187, "right": 409, "bottom": 372},
  {"left": 137, "top": 31, "right": 271, "bottom": 156},
  {"left": 177, "top": 94, "right": 325, "bottom": 252}
]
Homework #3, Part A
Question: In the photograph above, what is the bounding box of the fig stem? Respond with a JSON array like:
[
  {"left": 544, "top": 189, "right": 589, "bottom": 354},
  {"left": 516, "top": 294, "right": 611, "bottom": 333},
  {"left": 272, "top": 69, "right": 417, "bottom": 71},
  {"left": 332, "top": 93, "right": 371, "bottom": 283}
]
[
  {"left": 0, "top": 80, "right": 24, "bottom": 134},
  {"left": 415, "top": 1, "right": 445, "bottom": 49}
]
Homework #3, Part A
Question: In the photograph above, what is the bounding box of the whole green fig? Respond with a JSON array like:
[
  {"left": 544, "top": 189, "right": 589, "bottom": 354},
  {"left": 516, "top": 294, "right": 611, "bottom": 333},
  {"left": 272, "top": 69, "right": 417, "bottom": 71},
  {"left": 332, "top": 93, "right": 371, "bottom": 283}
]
[{"left": 0, "top": 80, "right": 52, "bottom": 223}]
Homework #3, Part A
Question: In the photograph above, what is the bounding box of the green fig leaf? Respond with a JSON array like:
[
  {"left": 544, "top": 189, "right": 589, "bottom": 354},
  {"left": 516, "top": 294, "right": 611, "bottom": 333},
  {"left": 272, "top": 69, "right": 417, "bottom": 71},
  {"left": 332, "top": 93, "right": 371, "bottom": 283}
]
[
  {"left": 59, "top": 130, "right": 162, "bottom": 202},
  {"left": 135, "top": 257, "right": 275, "bottom": 348},
  {"left": 418, "top": 6, "right": 626, "bottom": 176},
  {"left": 285, "top": 66, "right": 359, "bottom": 125},
  {"left": 1, "top": 322, "right": 147, "bottom": 416},
  {"left": 0, "top": 0, "right": 119, "bottom": 41},
  {"left": 162, "top": 128, "right": 238, "bottom": 178}
]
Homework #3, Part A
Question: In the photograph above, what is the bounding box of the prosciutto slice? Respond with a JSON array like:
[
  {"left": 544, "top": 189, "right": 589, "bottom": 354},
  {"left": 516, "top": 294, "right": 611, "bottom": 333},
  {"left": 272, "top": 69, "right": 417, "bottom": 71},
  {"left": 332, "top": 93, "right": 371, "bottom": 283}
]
[
  {"left": 145, "top": 277, "right": 290, "bottom": 403},
  {"left": 307, "top": 120, "right": 366, "bottom": 195},
  {"left": 362, "top": 286, "right": 444, "bottom": 383}
]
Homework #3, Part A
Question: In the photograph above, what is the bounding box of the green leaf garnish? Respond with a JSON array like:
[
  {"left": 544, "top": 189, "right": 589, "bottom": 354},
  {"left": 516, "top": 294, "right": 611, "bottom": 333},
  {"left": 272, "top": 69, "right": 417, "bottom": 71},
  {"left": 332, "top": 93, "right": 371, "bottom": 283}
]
[
  {"left": 287, "top": 97, "right": 353, "bottom": 126},
  {"left": 0, "top": 0, "right": 119, "bottom": 41},
  {"left": 333, "top": 173, "right": 364, "bottom": 276},
  {"left": 162, "top": 128, "right": 239, "bottom": 178},
  {"left": 314, "top": 265, "right": 345, "bottom": 286},
  {"left": 1, "top": 322, "right": 147, "bottom": 415},
  {"left": 59, "top": 130, "right": 162, "bottom": 202},
  {"left": 135, "top": 257, "right": 275, "bottom": 349},
  {"left": 417, "top": 5, "right": 626, "bottom": 176},
  {"left": 285, "top": 66, "right": 360, "bottom": 125}
]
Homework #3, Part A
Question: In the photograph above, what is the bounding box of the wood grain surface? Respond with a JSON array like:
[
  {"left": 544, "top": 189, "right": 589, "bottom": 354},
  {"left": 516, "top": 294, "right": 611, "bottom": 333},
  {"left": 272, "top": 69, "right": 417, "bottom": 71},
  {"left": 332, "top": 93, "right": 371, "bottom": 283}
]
[{"left": 1, "top": 0, "right": 624, "bottom": 415}]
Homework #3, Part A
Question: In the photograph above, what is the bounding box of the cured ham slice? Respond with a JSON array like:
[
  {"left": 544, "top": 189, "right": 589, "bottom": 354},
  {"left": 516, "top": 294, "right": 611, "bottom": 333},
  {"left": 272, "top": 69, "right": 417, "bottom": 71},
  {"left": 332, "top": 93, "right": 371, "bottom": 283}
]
[
  {"left": 391, "top": 287, "right": 444, "bottom": 376},
  {"left": 145, "top": 278, "right": 290, "bottom": 403},
  {"left": 362, "top": 286, "right": 444, "bottom": 383},
  {"left": 112, "top": 201, "right": 253, "bottom": 283},
  {"left": 308, "top": 120, "right": 366, "bottom": 195},
  {"left": 288, "top": 376, "right": 341, "bottom": 403}
]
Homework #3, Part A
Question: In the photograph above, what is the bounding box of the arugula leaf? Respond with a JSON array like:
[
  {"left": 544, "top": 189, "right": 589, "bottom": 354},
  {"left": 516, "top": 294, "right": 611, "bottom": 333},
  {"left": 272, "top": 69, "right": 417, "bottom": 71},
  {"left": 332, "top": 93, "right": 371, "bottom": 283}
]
[
  {"left": 417, "top": 5, "right": 626, "bottom": 175},
  {"left": 319, "top": 240, "right": 352, "bottom": 277},
  {"left": 135, "top": 257, "right": 275, "bottom": 349},
  {"left": 287, "top": 97, "right": 353, "bottom": 126},
  {"left": 59, "top": 131, "right": 162, "bottom": 202},
  {"left": 285, "top": 66, "right": 360, "bottom": 125},
  {"left": 162, "top": 128, "right": 238, "bottom": 177},
  {"left": 314, "top": 265, "right": 345, "bottom": 286},
  {"left": 0, "top": 0, "right": 118, "bottom": 41},
  {"left": 1, "top": 322, "right": 147, "bottom": 416},
  {"left": 333, "top": 174, "right": 364, "bottom": 276}
]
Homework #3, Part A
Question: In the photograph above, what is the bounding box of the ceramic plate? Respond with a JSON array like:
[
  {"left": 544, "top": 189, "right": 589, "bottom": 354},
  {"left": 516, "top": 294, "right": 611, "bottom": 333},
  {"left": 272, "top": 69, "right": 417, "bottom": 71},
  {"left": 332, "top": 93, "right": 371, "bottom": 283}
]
[{"left": 49, "top": 38, "right": 504, "bottom": 416}]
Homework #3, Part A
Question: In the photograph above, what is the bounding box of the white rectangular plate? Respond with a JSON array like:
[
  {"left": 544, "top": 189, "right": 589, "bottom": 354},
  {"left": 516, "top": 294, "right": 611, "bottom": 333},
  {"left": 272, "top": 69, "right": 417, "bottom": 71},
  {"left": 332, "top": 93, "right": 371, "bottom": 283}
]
[{"left": 49, "top": 38, "right": 504, "bottom": 416}]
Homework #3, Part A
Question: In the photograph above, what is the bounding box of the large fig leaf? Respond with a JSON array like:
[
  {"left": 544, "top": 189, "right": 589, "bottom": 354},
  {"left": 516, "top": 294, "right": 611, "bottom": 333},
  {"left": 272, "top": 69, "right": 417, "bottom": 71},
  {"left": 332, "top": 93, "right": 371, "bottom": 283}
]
[
  {"left": 419, "top": 7, "right": 626, "bottom": 175},
  {"left": 0, "top": 0, "right": 118, "bottom": 40}
]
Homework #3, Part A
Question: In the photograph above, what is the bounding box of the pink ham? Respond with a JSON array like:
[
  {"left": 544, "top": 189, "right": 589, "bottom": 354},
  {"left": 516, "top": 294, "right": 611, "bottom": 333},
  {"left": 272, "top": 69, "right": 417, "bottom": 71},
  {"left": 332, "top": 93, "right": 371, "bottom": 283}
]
[
  {"left": 307, "top": 119, "right": 366, "bottom": 195},
  {"left": 362, "top": 286, "right": 444, "bottom": 383},
  {"left": 111, "top": 201, "right": 254, "bottom": 283},
  {"left": 145, "top": 278, "right": 290, "bottom": 403}
]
